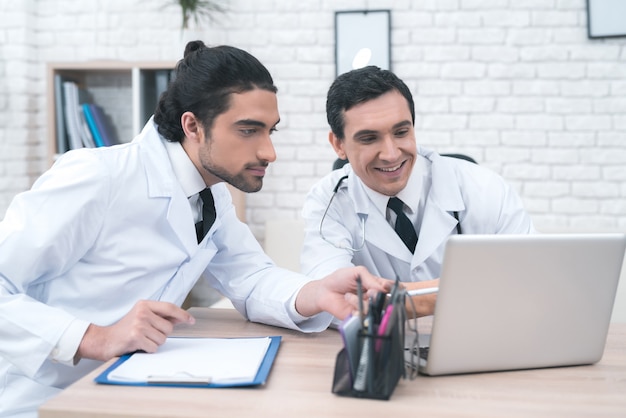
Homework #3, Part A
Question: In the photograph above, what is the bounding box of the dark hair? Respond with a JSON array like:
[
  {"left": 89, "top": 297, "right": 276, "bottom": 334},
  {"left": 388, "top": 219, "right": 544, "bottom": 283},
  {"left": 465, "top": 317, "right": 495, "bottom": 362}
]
[
  {"left": 154, "top": 41, "right": 277, "bottom": 142},
  {"left": 326, "top": 66, "right": 415, "bottom": 140}
]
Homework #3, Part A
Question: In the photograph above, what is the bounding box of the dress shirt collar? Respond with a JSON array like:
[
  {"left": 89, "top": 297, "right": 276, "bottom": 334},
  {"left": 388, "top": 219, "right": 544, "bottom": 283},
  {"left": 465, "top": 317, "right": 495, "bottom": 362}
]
[{"left": 162, "top": 138, "right": 206, "bottom": 197}]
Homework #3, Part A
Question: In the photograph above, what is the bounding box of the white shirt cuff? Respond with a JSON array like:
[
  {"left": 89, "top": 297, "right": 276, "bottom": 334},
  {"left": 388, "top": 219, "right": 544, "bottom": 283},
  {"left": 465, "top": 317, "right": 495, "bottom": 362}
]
[
  {"left": 286, "top": 283, "right": 333, "bottom": 332},
  {"left": 287, "top": 287, "right": 309, "bottom": 323},
  {"left": 49, "top": 319, "right": 91, "bottom": 366}
]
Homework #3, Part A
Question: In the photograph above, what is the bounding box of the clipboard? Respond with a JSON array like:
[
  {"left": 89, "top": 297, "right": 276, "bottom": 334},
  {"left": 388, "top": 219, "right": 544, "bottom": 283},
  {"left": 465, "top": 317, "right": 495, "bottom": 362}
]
[{"left": 95, "top": 336, "right": 281, "bottom": 388}]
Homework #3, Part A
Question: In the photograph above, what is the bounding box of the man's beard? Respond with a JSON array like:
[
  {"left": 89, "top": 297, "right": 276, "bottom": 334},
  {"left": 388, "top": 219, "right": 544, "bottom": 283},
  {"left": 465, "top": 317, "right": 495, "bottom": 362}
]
[{"left": 201, "top": 160, "right": 265, "bottom": 193}]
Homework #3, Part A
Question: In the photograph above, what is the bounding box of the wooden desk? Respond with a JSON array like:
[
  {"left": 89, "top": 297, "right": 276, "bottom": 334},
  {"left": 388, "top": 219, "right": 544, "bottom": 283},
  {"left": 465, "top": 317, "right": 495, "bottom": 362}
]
[{"left": 40, "top": 308, "right": 626, "bottom": 418}]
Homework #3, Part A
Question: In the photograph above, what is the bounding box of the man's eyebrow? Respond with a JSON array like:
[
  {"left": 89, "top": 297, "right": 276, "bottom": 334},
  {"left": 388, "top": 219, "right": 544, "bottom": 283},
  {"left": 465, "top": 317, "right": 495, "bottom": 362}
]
[
  {"left": 234, "top": 118, "right": 281, "bottom": 128},
  {"left": 234, "top": 119, "right": 267, "bottom": 127},
  {"left": 352, "top": 129, "right": 378, "bottom": 138},
  {"left": 392, "top": 120, "right": 413, "bottom": 129}
]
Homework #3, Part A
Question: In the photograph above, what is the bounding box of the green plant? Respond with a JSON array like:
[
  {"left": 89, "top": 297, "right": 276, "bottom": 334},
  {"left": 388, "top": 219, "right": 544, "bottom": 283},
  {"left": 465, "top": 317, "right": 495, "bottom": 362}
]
[{"left": 175, "top": 0, "right": 226, "bottom": 30}]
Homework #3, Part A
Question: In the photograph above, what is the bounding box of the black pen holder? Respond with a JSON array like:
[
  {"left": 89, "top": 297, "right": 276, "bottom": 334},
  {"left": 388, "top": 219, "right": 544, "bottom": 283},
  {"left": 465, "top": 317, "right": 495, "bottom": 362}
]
[{"left": 332, "top": 308, "right": 406, "bottom": 400}]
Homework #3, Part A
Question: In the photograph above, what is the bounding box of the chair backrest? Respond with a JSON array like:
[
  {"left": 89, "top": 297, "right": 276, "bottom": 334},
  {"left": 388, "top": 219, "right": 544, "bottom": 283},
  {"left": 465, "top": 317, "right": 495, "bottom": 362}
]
[
  {"left": 333, "top": 158, "right": 349, "bottom": 170},
  {"left": 441, "top": 153, "right": 477, "bottom": 164}
]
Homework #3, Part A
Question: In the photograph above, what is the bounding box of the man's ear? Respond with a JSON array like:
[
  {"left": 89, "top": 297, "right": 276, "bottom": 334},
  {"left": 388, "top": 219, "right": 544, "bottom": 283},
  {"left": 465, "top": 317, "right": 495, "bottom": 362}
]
[
  {"left": 181, "top": 111, "right": 203, "bottom": 143},
  {"left": 328, "top": 131, "right": 347, "bottom": 160}
]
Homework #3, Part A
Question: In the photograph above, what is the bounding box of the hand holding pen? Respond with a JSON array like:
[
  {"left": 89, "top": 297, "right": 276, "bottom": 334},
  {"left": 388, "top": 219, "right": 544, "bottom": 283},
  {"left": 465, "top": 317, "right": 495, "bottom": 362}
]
[{"left": 401, "top": 278, "right": 439, "bottom": 317}]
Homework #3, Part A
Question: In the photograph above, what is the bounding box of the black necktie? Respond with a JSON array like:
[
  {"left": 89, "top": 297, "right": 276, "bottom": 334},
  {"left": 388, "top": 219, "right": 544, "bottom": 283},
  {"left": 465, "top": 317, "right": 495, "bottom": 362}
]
[
  {"left": 195, "top": 188, "right": 216, "bottom": 243},
  {"left": 387, "top": 197, "right": 418, "bottom": 253}
]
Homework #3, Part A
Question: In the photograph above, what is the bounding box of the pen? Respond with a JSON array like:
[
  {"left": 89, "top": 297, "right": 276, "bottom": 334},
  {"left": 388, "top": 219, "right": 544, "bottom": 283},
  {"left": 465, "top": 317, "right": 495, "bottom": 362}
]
[
  {"left": 352, "top": 334, "right": 370, "bottom": 392},
  {"left": 147, "top": 376, "right": 212, "bottom": 384},
  {"left": 356, "top": 276, "right": 365, "bottom": 326},
  {"left": 147, "top": 372, "right": 212, "bottom": 384},
  {"left": 388, "top": 276, "right": 400, "bottom": 305},
  {"left": 352, "top": 297, "right": 375, "bottom": 393},
  {"left": 373, "top": 291, "right": 386, "bottom": 324},
  {"left": 386, "top": 287, "right": 439, "bottom": 297},
  {"left": 375, "top": 304, "right": 394, "bottom": 352},
  {"left": 366, "top": 297, "right": 376, "bottom": 394}
]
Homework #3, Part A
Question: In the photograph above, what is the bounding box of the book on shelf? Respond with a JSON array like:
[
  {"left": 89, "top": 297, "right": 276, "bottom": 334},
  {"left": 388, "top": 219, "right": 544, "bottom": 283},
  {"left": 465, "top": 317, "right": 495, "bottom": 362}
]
[
  {"left": 60, "top": 80, "right": 120, "bottom": 152},
  {"left": 62, "top": 81, "right": 85, "bottom": 151},
  {"left": 55, "top": 65, "right": 172, "bottom": 155},
  {"left": 53, "top": 74, "right": 70, "bottom": 154},
  {"left": 89, "top": 104, "right": 118, "bottom": 147},
  {"left": 82, "top": 104, "right": 105, "bottom": 148},
  {"left": 76, "top": 87, "right": 96, "bottom": 148}
]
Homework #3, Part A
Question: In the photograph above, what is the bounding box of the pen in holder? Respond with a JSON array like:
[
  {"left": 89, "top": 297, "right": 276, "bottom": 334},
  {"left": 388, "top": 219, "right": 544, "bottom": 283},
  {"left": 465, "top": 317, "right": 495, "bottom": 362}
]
[{"left": 332, "top": 285, "right": 415, "bottom": 400}]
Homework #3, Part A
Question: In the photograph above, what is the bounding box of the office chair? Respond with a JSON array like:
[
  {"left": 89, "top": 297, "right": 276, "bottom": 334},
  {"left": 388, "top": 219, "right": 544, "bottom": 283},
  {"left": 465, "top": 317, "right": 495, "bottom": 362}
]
[
  {"left": 332, "top": 153, "right": 477, "bottom": 170},
  {"left": 333, "top": 158, "right": 349, "bottom": 170},
  {"left": 440, "top": 153, "right": 477, "bottom": 164}
]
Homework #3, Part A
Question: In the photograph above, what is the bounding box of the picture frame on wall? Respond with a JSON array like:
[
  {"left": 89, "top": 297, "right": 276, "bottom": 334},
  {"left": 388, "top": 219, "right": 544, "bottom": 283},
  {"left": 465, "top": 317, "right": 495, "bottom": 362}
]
[
  {"left": 587, "top": 0, "right": 626, "bottom": 38},
  {"left": 334, "top": 10, "right": 391, "bottom": 77}
]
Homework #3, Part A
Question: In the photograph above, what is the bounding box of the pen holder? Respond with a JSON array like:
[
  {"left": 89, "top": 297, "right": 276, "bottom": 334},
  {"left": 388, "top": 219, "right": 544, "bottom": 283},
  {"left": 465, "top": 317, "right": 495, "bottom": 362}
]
[{"left": 332, "top": 300, "right": 407, "bottom": 400}]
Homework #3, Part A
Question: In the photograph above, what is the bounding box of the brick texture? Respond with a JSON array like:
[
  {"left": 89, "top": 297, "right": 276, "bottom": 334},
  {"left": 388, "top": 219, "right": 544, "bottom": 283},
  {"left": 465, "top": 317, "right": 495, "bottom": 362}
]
[{"left": 1, "top": 0, "right": 625, "bottom": 240}]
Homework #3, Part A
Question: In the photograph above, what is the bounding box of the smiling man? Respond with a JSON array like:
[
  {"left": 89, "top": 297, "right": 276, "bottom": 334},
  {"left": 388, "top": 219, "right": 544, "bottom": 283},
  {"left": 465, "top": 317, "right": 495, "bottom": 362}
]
[
  {"left": 300, "top": 66, "right": 534, "bottom": 316},
  {"left": 0, "top": 43, "right": 389, "bottom": 417}
]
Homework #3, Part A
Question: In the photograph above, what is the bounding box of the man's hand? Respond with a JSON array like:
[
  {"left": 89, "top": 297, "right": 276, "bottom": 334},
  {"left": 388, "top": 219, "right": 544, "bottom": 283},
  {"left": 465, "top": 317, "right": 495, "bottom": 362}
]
[
  {"left": 77, "top": 300, "right": 195, "bottom": 362},
  {"left": 403, "top": 279, "right": 439, "bottom": 317},
  {"left": 295, "top": 266, "right": 392, "bottom": 320}
]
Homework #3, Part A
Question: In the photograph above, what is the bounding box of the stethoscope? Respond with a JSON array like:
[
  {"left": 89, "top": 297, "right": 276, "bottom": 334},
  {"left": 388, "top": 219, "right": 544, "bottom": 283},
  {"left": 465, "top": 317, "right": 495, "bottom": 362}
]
[
  {"left": 319, "top": 174, "right": 463, "bottom": 252},
  {"left": 319, "top": 175, "right": 366, "bottom": 251}
]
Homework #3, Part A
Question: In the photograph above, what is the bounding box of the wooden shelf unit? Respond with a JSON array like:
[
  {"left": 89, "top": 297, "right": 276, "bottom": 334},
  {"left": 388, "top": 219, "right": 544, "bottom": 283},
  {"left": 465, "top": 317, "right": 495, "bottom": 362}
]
[{"left": 46, "top": 60, "right": 246, "bottom": 222}]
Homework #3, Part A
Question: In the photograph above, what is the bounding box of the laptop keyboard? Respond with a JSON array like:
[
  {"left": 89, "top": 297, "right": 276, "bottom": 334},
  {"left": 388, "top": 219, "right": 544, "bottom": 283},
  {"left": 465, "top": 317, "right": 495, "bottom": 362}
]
[
  {"left": 419, "top": 347, "right": 429, "bottom": 360},
  {"left": 406, "top": 346, "right": 430, "bottom": 361}
]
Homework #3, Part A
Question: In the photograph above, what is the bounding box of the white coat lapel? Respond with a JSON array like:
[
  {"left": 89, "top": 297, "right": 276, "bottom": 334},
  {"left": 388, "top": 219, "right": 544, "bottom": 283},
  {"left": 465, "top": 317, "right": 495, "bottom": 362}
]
[
  {"left": 411, "top": 149, "right": 466, "bottom": 268},
  {"left": 412, "top": 203, "right": 458, "bottom": 268},
  {"left": 164, "top": 188, "right": 198, "bottom": 255},
  {"left": 365, "top": 213, "right": 413, "bottom": 262},
  {"left": 138, "top": 122, "right": 197, "bottom": 256},
  {"left": 346, "top": 173, "right": 413, "bottom": 263}
]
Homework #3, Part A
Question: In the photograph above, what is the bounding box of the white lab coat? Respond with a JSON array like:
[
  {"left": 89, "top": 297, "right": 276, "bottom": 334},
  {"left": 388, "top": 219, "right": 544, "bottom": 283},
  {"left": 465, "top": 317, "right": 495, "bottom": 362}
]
[
  {"left": 0, "top": 121, "right": 329, "bottom": 417},
  {"left": 301, "top": 148, "right": 534, "bottom": 282}
]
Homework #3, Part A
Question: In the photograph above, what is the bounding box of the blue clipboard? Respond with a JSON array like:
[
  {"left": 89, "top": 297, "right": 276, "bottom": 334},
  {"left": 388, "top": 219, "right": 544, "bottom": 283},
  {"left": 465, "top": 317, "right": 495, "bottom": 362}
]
[{"left": 94, "top": 336, "right": 281, "bottom": 388}]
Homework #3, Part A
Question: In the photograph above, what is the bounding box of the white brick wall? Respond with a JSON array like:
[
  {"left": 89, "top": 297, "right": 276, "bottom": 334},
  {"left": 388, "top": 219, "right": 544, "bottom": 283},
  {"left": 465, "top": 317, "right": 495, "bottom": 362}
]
[{"left": 1, "top": 0, "right": 625, "bottom": 242}]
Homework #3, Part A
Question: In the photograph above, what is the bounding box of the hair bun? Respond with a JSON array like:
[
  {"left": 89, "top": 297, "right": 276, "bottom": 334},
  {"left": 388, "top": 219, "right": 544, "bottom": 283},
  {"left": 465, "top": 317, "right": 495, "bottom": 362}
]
[{"left": 184, "top": 40, "right": 206, "bottom": 58}]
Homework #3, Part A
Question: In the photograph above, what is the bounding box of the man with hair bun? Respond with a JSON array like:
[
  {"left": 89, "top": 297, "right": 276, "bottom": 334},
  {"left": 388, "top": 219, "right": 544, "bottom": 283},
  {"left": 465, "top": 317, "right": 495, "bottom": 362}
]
[{"left": 0, "top": 42, "right": 390, "bottom": 417}]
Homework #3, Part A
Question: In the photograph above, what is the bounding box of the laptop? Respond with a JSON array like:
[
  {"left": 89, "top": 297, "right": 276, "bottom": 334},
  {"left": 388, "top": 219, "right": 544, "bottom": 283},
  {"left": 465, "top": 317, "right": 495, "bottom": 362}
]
[{"left": 417, "top": 233, "right": 626, "bottom": 376}]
